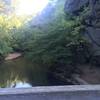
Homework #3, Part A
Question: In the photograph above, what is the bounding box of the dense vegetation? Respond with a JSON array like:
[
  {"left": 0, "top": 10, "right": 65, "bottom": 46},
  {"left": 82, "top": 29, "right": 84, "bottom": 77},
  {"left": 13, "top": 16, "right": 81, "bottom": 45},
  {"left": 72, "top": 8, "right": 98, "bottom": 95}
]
[{"left": 0, "top": 0, "right": 91, "bottom": 80}]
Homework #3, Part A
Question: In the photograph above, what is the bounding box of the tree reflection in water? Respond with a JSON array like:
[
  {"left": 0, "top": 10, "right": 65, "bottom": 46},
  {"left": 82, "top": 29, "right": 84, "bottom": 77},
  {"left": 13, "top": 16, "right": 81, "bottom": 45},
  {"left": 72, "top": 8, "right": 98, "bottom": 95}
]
[{"left": 0, "top": 57, "right": 49, "bottom": 88}]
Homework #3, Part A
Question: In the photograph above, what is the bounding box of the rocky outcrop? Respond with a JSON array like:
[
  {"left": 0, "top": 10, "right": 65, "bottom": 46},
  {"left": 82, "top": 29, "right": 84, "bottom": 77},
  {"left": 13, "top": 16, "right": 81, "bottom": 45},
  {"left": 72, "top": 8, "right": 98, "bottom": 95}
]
[{"left": 65, "top": 0, "right": 100, "bottom": 55}]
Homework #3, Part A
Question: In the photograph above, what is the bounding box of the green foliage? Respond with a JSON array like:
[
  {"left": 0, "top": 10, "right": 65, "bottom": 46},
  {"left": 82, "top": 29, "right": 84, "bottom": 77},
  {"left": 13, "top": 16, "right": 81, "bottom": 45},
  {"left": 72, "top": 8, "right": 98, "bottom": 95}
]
[
  {"left": 0, "top": 16, "right": 12, "bottom": 56},
  {"left": 0, "top": 0, "right": 90, "bottom": 78},
  {"left": 0, "top": 39, "right": 12, "bottom": 55},
  {"left": 13, "top": 0, "right": 89, "bottom": 72}
]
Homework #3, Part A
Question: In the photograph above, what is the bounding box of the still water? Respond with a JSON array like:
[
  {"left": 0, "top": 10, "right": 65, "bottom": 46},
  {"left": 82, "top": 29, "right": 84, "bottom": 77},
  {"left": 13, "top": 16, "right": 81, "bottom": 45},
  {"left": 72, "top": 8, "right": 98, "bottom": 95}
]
[{"left": 0, "top": 57, "right": 53, "bottom": 88}]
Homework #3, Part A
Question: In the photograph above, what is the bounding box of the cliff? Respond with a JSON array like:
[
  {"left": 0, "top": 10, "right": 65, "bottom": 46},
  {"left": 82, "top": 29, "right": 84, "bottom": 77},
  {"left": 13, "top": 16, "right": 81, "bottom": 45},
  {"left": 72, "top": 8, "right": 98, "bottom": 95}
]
[{"left": 65, "top": 0, "right": 100, "bottom": 56}]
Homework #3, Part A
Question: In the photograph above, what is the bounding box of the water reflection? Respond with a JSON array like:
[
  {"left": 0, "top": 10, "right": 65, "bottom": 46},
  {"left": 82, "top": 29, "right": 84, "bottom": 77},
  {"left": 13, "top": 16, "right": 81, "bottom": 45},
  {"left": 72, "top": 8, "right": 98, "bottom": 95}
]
[{"left": 0, "top": 57, "right": 49, "bottom": 88}]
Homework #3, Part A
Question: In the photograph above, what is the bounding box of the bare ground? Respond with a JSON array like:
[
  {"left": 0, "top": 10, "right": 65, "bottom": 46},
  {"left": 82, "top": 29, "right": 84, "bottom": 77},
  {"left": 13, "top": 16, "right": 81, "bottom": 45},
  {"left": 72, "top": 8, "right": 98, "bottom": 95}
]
[{"left": 78, "top": 64, "right": 100, "bottom": 84}]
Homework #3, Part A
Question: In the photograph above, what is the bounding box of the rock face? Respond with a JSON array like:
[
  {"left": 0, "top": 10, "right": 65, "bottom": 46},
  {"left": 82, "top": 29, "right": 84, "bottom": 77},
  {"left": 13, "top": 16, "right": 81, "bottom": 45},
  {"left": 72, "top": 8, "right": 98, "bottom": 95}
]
[
  {"left": 65, "top": 0, "right": 100, "bottom": 55},
  {"left": 64, "top": 0, "right": 88, "bottom": 15}
]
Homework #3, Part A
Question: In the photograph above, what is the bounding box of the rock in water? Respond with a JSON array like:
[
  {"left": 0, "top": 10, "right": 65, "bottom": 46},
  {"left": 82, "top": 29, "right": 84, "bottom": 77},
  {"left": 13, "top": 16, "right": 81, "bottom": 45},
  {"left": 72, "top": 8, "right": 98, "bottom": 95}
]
[
  {"left": 5, "top": 53, "right": 22, "bottom": 60},
  {"left": 64, "top": 0, "right": 88, "bottom": 15}
]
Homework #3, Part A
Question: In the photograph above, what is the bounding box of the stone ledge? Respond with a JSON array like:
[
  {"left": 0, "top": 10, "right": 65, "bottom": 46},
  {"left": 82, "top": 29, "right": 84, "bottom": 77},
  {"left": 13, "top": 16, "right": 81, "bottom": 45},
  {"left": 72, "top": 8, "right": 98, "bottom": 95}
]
[{"left": 0, "top": 85, "right": 100, "bottom": 95}]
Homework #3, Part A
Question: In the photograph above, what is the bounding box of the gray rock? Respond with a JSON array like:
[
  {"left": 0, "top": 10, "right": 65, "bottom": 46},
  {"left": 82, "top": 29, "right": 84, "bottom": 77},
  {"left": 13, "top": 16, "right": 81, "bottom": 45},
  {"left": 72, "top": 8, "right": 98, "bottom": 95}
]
[
  {"left": 64, "top": 0, "right": 88, "bottom": 14},
  {"left": 64, "top": 0, "right": 100, "bottom": 56},
  {"left": 1, "top": 85, "right": 100, "bottom": 100},
  {"left": 85, "top": 27, "right": 100, "bottom": 55}
]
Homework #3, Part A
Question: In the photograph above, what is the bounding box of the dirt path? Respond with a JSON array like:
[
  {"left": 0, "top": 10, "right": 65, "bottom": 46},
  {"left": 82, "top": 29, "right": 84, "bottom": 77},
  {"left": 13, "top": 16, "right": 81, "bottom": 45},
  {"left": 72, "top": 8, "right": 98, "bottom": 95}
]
[{"left": 5, "top": 53, "right": 22, "bottom": 60}]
